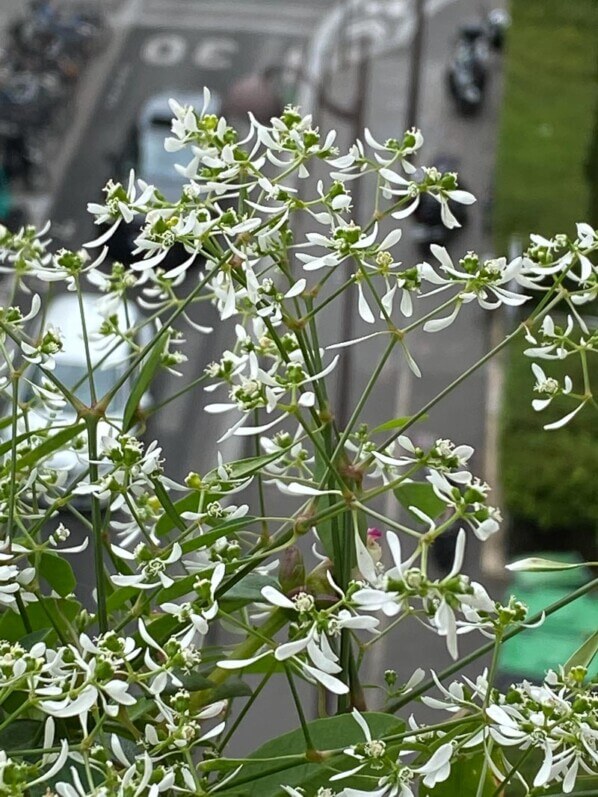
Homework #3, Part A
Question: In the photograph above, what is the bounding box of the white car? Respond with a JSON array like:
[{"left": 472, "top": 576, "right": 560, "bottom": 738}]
[
  {"left": 16, "top": 292, "right": 154, "bottom": 499},
  {"left": 106, "top": 90, "right": 221, "bottom": 263}
]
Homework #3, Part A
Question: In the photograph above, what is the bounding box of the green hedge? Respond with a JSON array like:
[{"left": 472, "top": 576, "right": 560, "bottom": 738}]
[
  {"left": 500, "top": 334, "right": 598, "bottom": 557},
  {"left": 493, "top": 0, "right": 598, "bottom": 252}
]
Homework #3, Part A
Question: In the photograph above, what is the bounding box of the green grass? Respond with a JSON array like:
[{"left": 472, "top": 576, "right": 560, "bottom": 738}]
[
  {"left": 493, "top": 0, "right": 598, "bottom": 251},
  {"left": 500, "top": 332, "right": 598, "bottom": 557}
]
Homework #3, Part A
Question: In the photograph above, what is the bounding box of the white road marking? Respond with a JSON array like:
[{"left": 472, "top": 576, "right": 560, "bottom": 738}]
[
  {"left": 193, "top": 38, "right": 239, "bottom": 70},
  {"left": 141, "top": 33, "right": 188, "bottom": 66},
  {"left": 139, "top": 33, "right": 240, "bottom": 69}
]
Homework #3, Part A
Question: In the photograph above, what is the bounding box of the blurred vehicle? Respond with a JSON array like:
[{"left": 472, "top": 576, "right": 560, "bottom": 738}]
[
  {"left": 446, "top": 22, "right": 490, "bottom": 115},
  {"left": 0, "top": 34, "right": 82, "bottom": 86},
  {"left": 9, "top": 0, "right": 109, "bottom": 62},
  {"left": 498, "top": 552, "right": 598, "bottom": 686},
  {"left": 0, "top": 163, "right": 28, "bottom": 230},
  {"left": 106, "top": 90, "right": 221, "bottom": 265},
  {"left": 411, "top": 154, "right": 470, "bottom": 250},
  {"left": 486, "top": 8, "right": 510, "bottom": 50},
  {"left": 15, "top": 293, "right": 154, "bottom": 499},
  {"left": 0, "top": 121, "right": 49, "bottom": 192}
]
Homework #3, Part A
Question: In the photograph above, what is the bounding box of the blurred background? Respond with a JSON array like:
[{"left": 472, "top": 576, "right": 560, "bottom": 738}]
[{"left": 0, "top": 0, "right": 596, "bottom": 752}]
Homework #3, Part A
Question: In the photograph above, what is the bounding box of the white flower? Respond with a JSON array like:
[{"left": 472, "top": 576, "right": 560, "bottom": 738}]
[
  {"left": 110, "top": 542, "right": 182, "bottom": 590},
  {"left": 414, "top": 742, "right": 454, "bottom": 788},
  {"left": 160, "top": 563, "right": 225, "bottom": 646}
]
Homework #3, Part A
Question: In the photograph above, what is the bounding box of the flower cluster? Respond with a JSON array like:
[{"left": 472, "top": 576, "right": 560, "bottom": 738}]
[{"left": 0, "top": 91, "right": 595, "bottom": 797}]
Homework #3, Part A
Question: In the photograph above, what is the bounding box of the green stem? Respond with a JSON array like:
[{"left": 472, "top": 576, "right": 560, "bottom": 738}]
[
  {"left": 216, "top": 660, "right": 276, "bottom": 753},
  {"left": 354, "top": 501, "right": 423, "bottom": 539},
  {"left": 102, "top": 257, "right": 225, "bottom": 407},
  {"left": 6, "top": 372, "right": 19, "bottom": 541},
  {"left": 381, "top": 319, "right": 528, "bottom": 452},
  {"left": 489, "top": 747, "right": 532, "bottom": 797},
  {"left": 190, "top": 609, "right": 287, "bottom": 710},
  {"left": 387, "top": 577, "right": 598, "bottom": 713},
  {"left": 15, "top": 593, "right": 32, "bottom": 634},
  {"left": 284, "top": 663, "right": 315, "bottom": 750},
  {"left": 475, "top": 739, "right": 491, "bottom": 797},
  {"left": 86, "top": 418, "right": 107, "bottom": 633},
  {"left": 75, "top": 278, "right": 97, "bottom": 405}
]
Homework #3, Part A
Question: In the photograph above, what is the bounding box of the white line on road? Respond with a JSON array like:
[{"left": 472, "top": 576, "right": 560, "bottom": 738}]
[{"left": 137, "top": 13, "right": 314, "bottom": 36}]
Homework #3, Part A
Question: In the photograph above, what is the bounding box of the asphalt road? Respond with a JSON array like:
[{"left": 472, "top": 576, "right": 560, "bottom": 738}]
[{"left": 19, "top": 0, "right": 508, "bottom": 754}]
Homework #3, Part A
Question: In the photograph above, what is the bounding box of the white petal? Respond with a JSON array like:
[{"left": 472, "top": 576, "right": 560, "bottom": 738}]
[
  {"left": 357, "top": 284, "right": 376, "bottom": 324},
  {"left": 217, "top": 652, "right": 270, "bottom": 669},
  {"left": 543, "top": 401, "right": 586, "bottom": 430},
  {"left": 423, "top": 302, "right": 461, "bottom": 332},
  {"left": 261, "top": 585, "right": 295, "bottom": 609}
]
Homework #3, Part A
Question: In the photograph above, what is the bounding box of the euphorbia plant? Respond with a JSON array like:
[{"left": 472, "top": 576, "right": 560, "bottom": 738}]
[{"left": 0, "top": 91, "right": 596, "bottom": 796}]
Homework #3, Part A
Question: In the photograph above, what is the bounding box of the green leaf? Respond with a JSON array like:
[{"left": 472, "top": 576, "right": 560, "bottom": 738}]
[
  {"left": 163, "top": 670, "right": 215, "bottom": 693},
  {"left": 106, "top": 586, "right": 138, "bottom": 613},
  {"left": 420, "top": 751, "right": 497, "bottom": 796},
  {"left": 205, "top": 451, "right": 284, "bottom": 482},
  {"left": 155, "top": 573, "right": 196, "bottom": 604},
  {"left": 128, "top": 697, "right": 155, "bottom": 722},
  {"left": 0, "top": 719, "right": 43, "bottom": 752},
  {"left": 564, "top": 631, "right": 598, "bottom": 672},
  {"left": 123, "top": 333, "right": 166, "bottom": 432},
  {"left": 38, "top": 552, "right": 76, "bottom": 597},
  {"left": 210, "top": 679, "right": 253, "bottom": 700},
  {"left": 221, "top": 573, "right": 278, "bottom": 604},
  {"left": 180, "top": 516, "right": 251, "bottom": 556},
  {"left": 0, "top": 428, "right": 44, "bottom": 459},
  {"left": 152, "top": 477, "right": 187, "bottom": 532},
  {"left": 506, "top": 556, "right": 597, "bottom": 573},
  {"left": 372, "top": 414, "right": 426, "bottom": 434},
  {"left": 218, "top": 712, "right": 404, "bottom": 796},
  {"left": 395, "top": 481, "right": 446, "bottom": 522},
  {"left": 14, "top": 423, "right": 85, "bottom": 471},
  {"left": 19, "top": 628, "right": 51, "bottom": 649},
  {"left": 0, "top": 597, "right": 81, "bottom": 643},
  {"left": 155, "top": 492, "right": 199, "bottom": 538}
]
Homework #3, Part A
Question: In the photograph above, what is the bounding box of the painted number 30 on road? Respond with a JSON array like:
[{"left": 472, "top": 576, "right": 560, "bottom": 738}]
[{"left": 141, "top": 34, "right": 239, "bottom": 70}]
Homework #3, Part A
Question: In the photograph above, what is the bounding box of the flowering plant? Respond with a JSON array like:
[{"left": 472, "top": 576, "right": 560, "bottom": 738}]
[{"left": 0, "top": 91, "right": 596, "bottom": 796}]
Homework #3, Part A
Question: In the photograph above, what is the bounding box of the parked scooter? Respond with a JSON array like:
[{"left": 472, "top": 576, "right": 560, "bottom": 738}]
[
  {"left": 446, "top": 22, "right": 489, "bottom": 115},
  {"left": 10, "top": 1, "right": 108, "bottom": 62},
  {"left": 486, "top": 8, "right": 510, "bottom": 50}
]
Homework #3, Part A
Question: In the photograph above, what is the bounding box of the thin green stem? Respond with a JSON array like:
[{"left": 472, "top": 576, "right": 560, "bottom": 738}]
[
  {"left": 6, "top": 372, "right": 19, "bottom": 541},
  {"left": 338, "top": 335, "right": 397, "bottom": 452},
  {"left": 489, "top": 747, "right": 532, "bottom": 797},
  {"left": 75, "top": 278, "right": 97, "bottom": 405},
  {"left": 148, "top": 370, "right": 209, "bottom": 415},
  {"left": 475, "top": 739, "right": 491, "bottom": 797},
  {"left": 15, "top": 593, "right": 32, "bottom": 633},
  {"left": 254, "top": 409, "right": 269, "bottom": 542},
  {"left": 387, "top": 577, "right": 598, "bottom": 713},
  {"left": 86, "top": 418, "right": 107, "bottom": 633},
  {"left": 216, "top": 660, "right": 276, "bottom": 753},
  {"left": 190, "top": 609, "right": 286, "bottom": 711},
  {"left": 284, "top": 663, "right": 315, "bottom": 751},
  {"left": 354, "top": 501, "right": 423, "bottom": 540}
]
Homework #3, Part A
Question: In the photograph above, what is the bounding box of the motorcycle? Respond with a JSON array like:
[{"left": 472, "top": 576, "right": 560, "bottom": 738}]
[
  {"left": 10, "top": 1, "right": 109, "bottom": 62},
  {"left": 486, "top": 8, "right": 511, "bottom": 50},
  {"left": 446, "top": 22, "right": 489, "bottom": 116}
]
